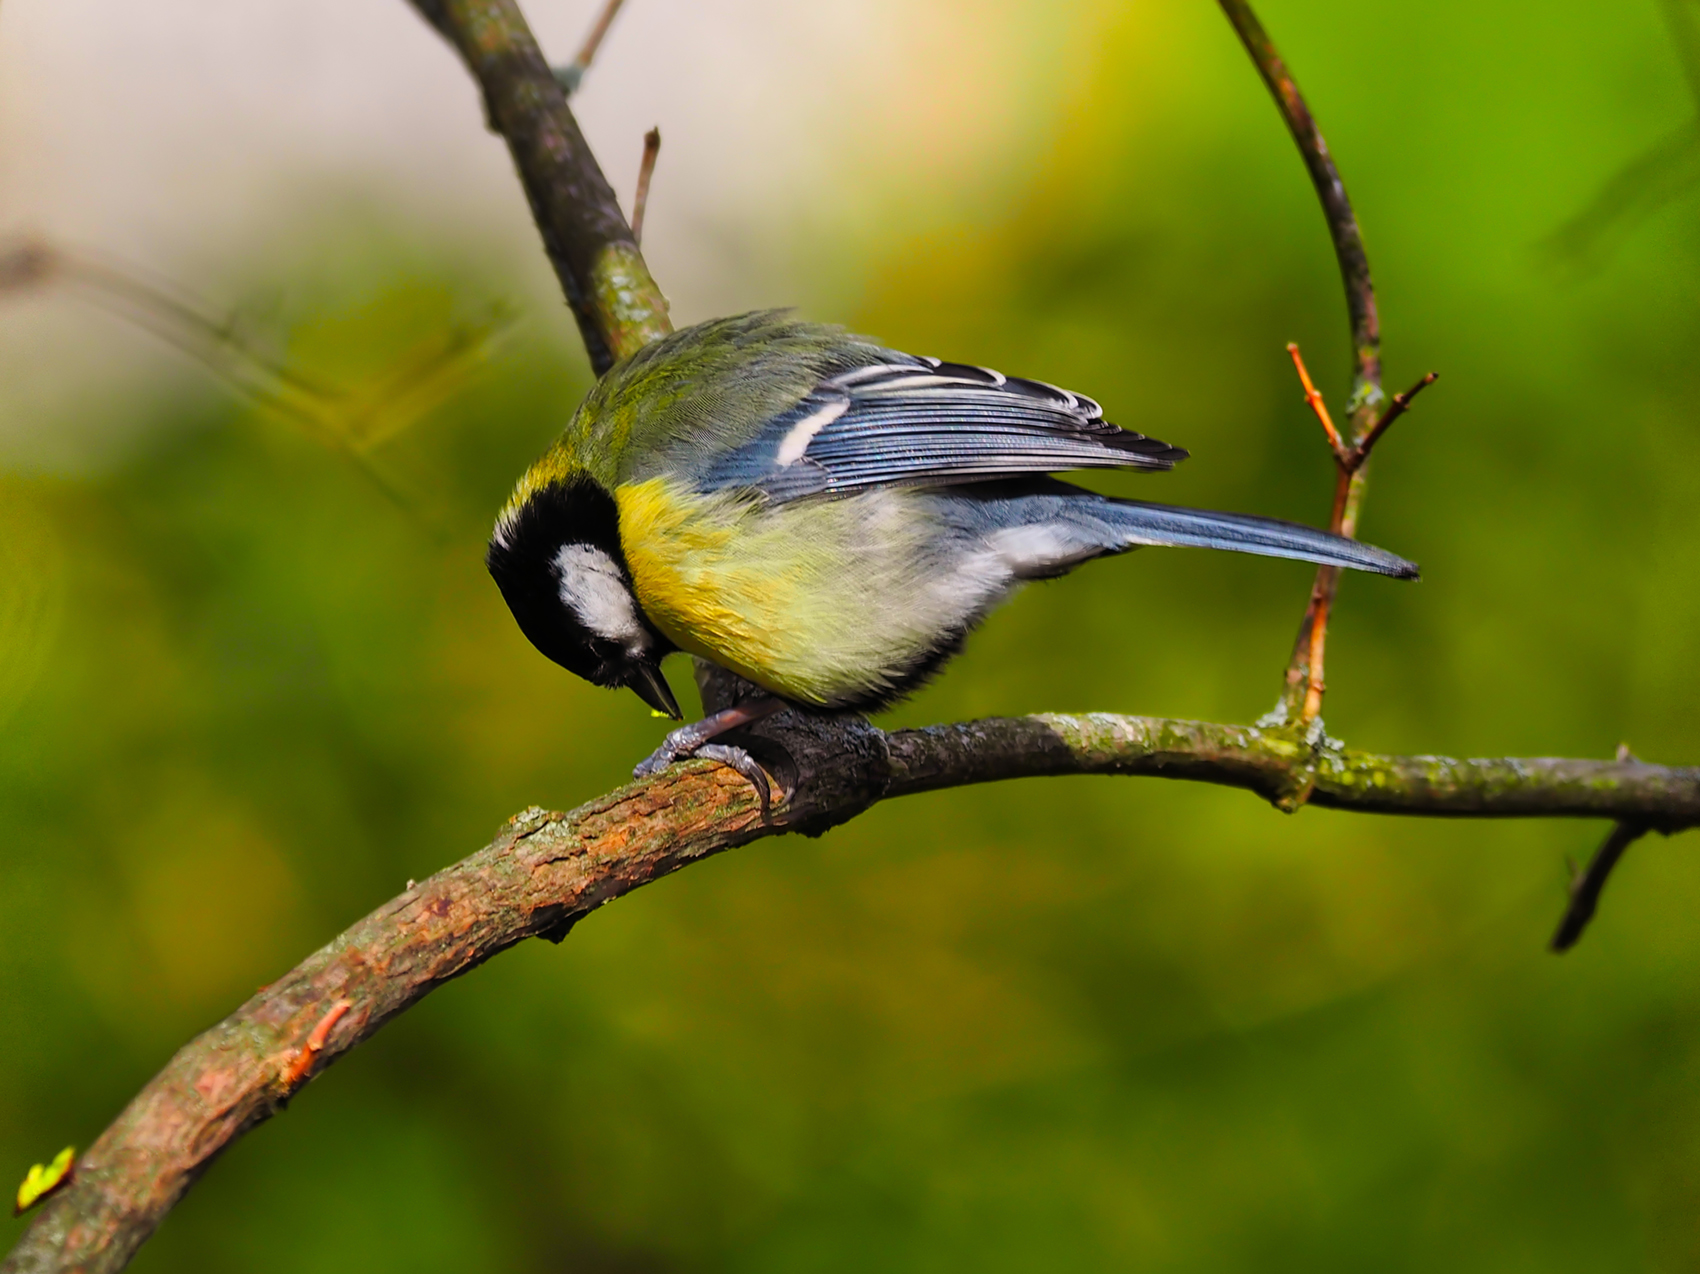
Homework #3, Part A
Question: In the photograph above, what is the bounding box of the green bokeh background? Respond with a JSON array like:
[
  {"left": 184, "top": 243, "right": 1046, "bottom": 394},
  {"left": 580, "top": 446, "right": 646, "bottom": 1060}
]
[{"left": 5, "top": 0, "right": 1700, "bottom": 1268}]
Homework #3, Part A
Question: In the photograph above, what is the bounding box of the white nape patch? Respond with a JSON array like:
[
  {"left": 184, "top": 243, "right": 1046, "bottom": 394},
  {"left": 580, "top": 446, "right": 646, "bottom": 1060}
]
[
  {"left": 989, "top": 524, "right": 1097, "bottom": 578},
  {"left": 553, "top": 545, "right": 651, "bottom": 652},
  {"left": 775, "top": 394, "right": 850, "bottom": 465}
]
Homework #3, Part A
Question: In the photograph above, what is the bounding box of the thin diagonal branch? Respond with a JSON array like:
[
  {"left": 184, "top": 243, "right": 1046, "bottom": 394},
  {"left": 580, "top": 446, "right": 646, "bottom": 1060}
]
[
  {"left": 572, "top": 0, "right": 629, "bottom": 72},
  {"left": 1348, "top": 372, "right": 1438, "bottom": 468},
  {"left": 554, "top": 0, "right": 630, "bottom": 94},
  {"left": 0, "top": 238, "right": 518, "bottom": 522},
  {"left": 406, "top": 0, "right": 669, "bottom": 371},
  {"left": 1545, "top": 1, "right": 1700, "bottom": 263},
  {"left": 1662, "top": 0, "right": 1700, "bottom": 105},
  {"left": 1546, "top": 126, "right": 1700, "bottom": 263},
  {"left": 1549, "top": 744, "right": 1658, "bottom": 951}
]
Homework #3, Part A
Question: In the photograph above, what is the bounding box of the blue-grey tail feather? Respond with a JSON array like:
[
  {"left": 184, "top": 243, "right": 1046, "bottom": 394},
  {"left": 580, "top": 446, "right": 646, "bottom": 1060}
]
[
  {"left": 926, "top": 481, "right": 1418, "bottom": 579},
  {"left": 1095, "top": 498, "right": 1419, "bottom": 578}
]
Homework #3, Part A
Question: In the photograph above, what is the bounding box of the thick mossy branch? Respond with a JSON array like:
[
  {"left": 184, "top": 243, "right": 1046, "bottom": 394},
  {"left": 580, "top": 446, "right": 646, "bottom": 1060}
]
[
  {"left": 884, "top": 716, "right": 1700, "bottom": 824},
  {"left": 7, "top": 701, "right": 1696, "bottom": 1273}
]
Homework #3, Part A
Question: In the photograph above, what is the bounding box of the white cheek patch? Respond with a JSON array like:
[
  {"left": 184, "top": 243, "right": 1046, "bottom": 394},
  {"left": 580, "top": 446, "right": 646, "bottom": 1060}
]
[{"left": 553, "top": 545, "right": 651, "bottom": 652}]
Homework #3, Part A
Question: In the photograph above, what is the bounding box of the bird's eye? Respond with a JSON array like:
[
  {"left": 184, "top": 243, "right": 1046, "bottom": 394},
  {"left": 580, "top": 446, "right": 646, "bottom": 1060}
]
[{"left": 586, "top": 639, "right": 631, "bottom": 683}]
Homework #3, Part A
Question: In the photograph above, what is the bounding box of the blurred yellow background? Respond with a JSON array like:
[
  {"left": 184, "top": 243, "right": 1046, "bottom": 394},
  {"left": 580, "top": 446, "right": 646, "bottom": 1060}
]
[{"left": 3, "top": 0, "right": 1700, "bottom": 1269}]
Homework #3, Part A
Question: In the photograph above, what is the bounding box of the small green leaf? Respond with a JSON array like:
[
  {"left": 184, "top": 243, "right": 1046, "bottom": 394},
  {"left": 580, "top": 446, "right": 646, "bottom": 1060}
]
[{"left": 14, "top": 1146, "right": 74, "bottom": 1216}]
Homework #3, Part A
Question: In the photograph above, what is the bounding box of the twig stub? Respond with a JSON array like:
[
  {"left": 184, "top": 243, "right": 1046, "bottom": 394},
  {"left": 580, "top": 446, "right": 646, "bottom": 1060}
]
[
  {"left": 632, "top": 127, "right": 661, "bottom": 245},
  {"left": 282, "top": 1000, "right": 355, "bottom": 1088}
]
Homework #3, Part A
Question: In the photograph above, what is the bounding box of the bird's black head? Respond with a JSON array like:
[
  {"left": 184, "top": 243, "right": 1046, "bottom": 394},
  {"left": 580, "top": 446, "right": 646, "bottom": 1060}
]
[{"left": 485, "top": 476, "right": 681, "bottom": 718}]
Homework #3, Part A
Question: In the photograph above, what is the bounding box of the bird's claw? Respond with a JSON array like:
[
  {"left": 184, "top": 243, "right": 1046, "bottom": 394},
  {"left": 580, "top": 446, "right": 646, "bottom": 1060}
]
[
  {"left": 633, "top": 733, "right": 773, "bottom": 821},
  {"left": 693, "top": 744, "right": 773, "bottom": 820},
  {"left": 632, "top": 717, "right": 718, "bottom": 780},
  {"left": 631, "top": 742, "right": 684, "bottom": 781}
]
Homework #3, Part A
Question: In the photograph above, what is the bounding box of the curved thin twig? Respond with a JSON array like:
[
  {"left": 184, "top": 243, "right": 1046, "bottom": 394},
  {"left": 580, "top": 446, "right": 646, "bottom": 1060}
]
[
  {"left": 1216, "top": 0, "right": 1378, "bottom": 403},
  {"left": 1283, "top": 344, "right": 1438, "bottom": 723},
  {"left": 1217, "top": 0, "right": 1390, "bottom": 724}
]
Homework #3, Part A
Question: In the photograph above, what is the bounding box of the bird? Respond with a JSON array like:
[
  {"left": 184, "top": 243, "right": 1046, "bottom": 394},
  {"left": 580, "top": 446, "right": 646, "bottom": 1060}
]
[{"left": 487, "top": 310, "right": 1416, "bottom": 804}]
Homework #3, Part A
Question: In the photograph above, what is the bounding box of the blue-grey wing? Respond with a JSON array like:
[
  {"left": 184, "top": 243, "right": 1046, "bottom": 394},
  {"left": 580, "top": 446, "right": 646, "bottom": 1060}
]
[{"left": 694, "top": 357, "right": 1187, "bottom": 501}]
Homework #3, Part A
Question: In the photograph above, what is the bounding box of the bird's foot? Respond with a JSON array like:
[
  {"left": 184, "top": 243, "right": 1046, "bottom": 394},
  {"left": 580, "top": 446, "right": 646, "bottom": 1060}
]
[{"left": 632, "top": 697, "right": 787, "bottom": 819}]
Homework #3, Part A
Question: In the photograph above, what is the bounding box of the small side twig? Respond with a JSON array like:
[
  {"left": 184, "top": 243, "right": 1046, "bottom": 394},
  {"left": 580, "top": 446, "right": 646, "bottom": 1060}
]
[
  {"left": 1347, "top": 371, "right": 1438, "bottom": 469},
  {"left": 1287, "top": 341, "right": 1346, "bottom": 456},
  {"left": 554, "top": 0, "right": 629, "bottom": 94},
  {"left": 1551, "top": 822, "right": 1649, "bottom": 952},
  {"left": 631, "top": 127, "right": 661, "bottom": 245},
  {"left": 1282, "top": 345, "right": 1437, "bottom": 724},
  {"left": 1551, "top": 744, "right": 1656, "bottom": 952}
]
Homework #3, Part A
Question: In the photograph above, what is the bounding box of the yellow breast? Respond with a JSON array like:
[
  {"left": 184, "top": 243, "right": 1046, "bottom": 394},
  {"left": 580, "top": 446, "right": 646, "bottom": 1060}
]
[
  {"left": 615, "top": 478, "right": 803, "bottom": 694},
  {"left": 615, "top": 477, "right": 1005, "bottom": 709}
]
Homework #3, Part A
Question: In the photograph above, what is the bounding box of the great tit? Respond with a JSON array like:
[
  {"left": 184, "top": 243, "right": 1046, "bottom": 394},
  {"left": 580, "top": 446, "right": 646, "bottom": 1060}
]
[{"left": 487, "top": 310, "right": 1416, "bottom": 790}]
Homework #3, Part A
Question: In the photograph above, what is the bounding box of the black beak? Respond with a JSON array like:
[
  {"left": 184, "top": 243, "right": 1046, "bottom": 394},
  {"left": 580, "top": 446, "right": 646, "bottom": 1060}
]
[{"left": 629, "top": 663, "right": 682, "bottom": 720}]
